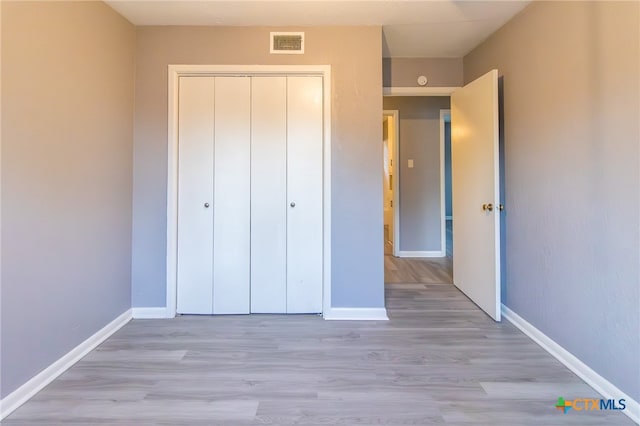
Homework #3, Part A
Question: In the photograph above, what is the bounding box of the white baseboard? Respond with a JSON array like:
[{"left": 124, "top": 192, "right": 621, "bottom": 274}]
[
  {"left": 0, "top": 309, "right": 132, "bottom": 420},
  {"left": 397, "top": 250, "right": 445, "bottom": 258},
  {"left": 502, "top": 304, "right": 639, "bottom": 424},
  {"left": 132, "top": 307, "right": 171, "bottom": 319},
  {"left": 323, "top": 307, "right": 389, "bottom": 321}
]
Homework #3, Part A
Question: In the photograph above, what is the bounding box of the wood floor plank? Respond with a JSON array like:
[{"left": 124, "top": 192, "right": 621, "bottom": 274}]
[
  {"left": 480, "top": 381, "right": 596, "bottom": 399},
  {"left": 3, "top": 247, "right": 633, "bottom": 425}
]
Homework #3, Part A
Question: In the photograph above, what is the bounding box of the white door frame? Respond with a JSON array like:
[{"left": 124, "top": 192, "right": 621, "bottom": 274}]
[
  {"left": 166, "top": 64, "right": 332, "bottom": 318},
  {"left": 382, "top": 110, "right": 400, "bottom": 257},
  {"left": 439, "top": 109, "right": 451, "bottom": 255},
  {"left": 382, "top": 88, "right": 460, "bottom": 258},
  {"left": 383, "top": 87, "right": 459, "bottom": 97}
]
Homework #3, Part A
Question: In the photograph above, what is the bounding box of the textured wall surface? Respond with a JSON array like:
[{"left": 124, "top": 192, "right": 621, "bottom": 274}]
[
  {"left": 1, "top": 1, "right": 135, "bottom": 397},
  {"left": 444, "top": 122, "right": 452, "bottom": 218},
  {"left": 133, "top": 26, "right": 384, "bottom": 309},
  {"left": 383, "top": 58, "right": 463, "bottom": 87},
  {"left": 465, "top": 1, "right": 640, "bottom": 400}
]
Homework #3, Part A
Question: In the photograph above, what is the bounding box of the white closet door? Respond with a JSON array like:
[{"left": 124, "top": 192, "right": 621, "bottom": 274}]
[
  {"left": 250, "top": 77, "right": 287, "bottom": 313},
  {"left": 213, "top": 77, "right": 251, "bottom": 314},
  {"left": 286, "top": 76, "right": 323, "bottom": 313},
  {"left": 176, "top": 77, "right": 215, "bottom": 314}
]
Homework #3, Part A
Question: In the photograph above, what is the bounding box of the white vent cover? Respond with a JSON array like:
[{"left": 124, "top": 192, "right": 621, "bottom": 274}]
[{"left": 270, "top": 32, "right": 304, "bottom": 54}]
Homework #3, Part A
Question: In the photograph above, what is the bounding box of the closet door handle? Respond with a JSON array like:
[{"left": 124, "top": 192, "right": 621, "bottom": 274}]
[
  {"left": 290, "top": 202, "right": 296, "bottom": 208},
  {"left": 204, "top": 203, "right": 210, "bottom": 208}
]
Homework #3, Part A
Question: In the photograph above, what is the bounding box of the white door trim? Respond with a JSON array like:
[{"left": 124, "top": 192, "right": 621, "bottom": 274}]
[
  {"left": 439, "top": 109, "right": 451, "bottom": 257},
  {"left": 381, "top": 103, "right": 449, "bottom": 258},
  {"left": 382, "top": 110, "right": 400, "bottom": 257},
  {"left": 383, "top": 86, "right": 460, "bottom": 97},
  {"left": 166, "top": 64, "right": 332, "bottom": 318}
]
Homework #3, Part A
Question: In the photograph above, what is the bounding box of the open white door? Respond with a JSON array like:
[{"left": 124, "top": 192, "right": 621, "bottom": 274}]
[{"left": 451, "top": 69, "right": 501, "bottom": 321}]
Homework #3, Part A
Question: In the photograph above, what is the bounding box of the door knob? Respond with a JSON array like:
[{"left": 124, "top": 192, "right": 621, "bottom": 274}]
[
  {"left": 482, "top": 203, "right": 493, "bottom": 212},
  {"left": 204, "top": 203, "right": 210, "bottom": 208},
  {"left": 290, "top": 202, "right": 296, "bottom": 207}
]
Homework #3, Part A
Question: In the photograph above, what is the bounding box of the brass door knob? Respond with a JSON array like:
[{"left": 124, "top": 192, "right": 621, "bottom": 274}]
[{"left": 482, "top": 203, "right": 494, "bottom": 212}]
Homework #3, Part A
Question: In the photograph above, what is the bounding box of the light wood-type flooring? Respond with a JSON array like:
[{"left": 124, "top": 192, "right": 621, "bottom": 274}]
[{"left": 4, "top": 236, "right": 633, "bottom": 424}]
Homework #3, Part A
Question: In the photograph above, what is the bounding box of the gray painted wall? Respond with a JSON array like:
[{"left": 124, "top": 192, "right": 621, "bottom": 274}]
[
  {"left": 444, "top": 122, "right": 452, "bottom": 218},
  {"left": 383, "top": 58, "right": 463, "bottom": 87},
  {"left": 382, "top": 97, "right": 450, "bottom": 253},
  {"left": 132, "top": 26, "right": 384, "bottom": 309},
  {"left": 465, "top": 1, "right": 640, "bottom": 400},
  {"left": 1, "top": 1, "right": 135, "bottom": 397}
]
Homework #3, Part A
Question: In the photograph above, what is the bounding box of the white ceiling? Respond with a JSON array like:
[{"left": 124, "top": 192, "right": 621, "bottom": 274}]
[{"left": 106, "top": 0, "right": 530, "bottom": 57}]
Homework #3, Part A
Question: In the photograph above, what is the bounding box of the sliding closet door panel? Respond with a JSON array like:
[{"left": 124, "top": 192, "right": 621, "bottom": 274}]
[
  {"left": 177, "top": 77, "right": 215, "bottom": 314},
  {"left": 286, "top": 76, "right": 323, "bottom": 313},
  {"left": 251, "top": 77, "right": 287, "bottom": 313},
  {"left": 213, "top": 77, "right": 251, "bottom": 314}
]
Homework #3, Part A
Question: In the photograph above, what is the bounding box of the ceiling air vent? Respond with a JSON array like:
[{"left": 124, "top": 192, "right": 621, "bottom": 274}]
[{"left": 270, "top": 32, "right": 304, "bottom": 54}]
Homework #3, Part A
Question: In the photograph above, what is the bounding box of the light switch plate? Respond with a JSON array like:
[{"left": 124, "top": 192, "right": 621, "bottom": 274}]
[{"left": 408, "top": 159, "right": 414, "bottom": 168}]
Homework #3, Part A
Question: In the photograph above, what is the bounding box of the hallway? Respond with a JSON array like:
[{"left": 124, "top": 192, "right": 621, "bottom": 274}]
[{"left": 385, "top": 219, "right": 453, "bottom": 284}]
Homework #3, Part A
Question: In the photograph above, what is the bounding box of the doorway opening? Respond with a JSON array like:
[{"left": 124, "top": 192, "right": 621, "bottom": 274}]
[
  {"left": 382, "top": 69, "right": 502, "bottom": 322},
  {"left": 382, "top": 110, "right": 399, "bottom": 257},
  {"left": 381, "top": 97, "right": 452, "bottom": 285}
]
